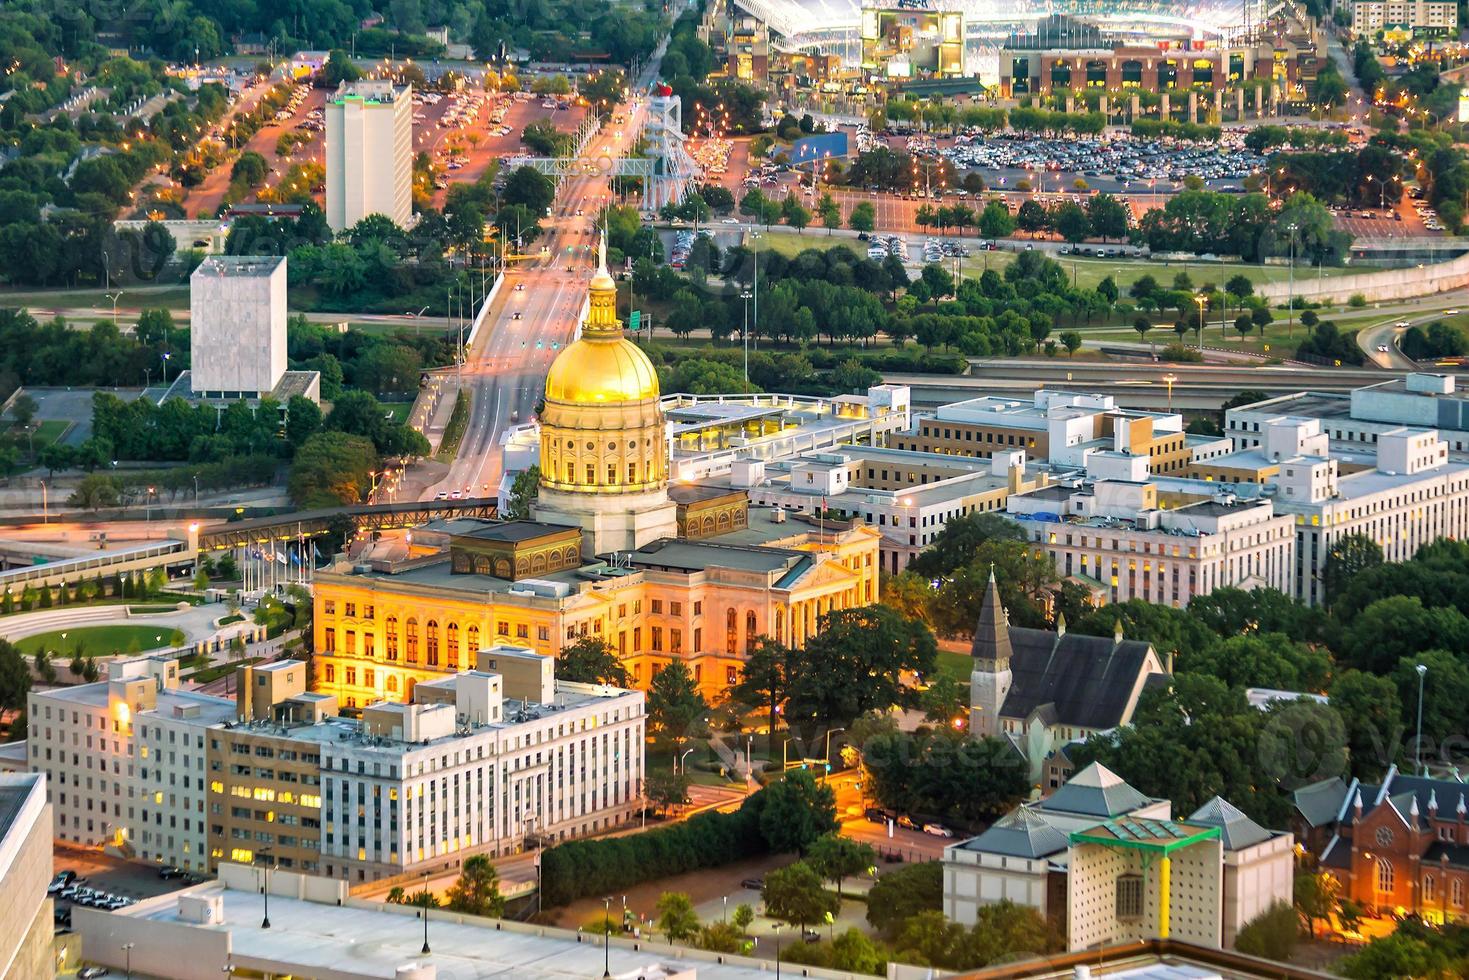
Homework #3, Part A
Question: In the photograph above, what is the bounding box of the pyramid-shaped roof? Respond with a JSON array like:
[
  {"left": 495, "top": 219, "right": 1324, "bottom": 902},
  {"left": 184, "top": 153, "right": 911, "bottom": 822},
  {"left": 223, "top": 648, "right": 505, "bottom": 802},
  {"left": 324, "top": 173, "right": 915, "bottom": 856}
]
[
  {"left": 1039, "top": 762, "right": 1153, "bottom": 818},
  {"left": 957, "top": 805, "right": 1069, "bottom": 859},
  {"left": 1188, "top": 796, "right": 1274, "bottom": 850}
]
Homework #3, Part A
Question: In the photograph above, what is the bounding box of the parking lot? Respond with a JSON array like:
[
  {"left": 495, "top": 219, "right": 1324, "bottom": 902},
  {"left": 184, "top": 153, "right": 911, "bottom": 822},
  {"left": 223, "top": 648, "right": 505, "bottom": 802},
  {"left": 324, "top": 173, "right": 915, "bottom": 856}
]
[{"left": 50, "top": 844, "right": 199, "bottom": 933}]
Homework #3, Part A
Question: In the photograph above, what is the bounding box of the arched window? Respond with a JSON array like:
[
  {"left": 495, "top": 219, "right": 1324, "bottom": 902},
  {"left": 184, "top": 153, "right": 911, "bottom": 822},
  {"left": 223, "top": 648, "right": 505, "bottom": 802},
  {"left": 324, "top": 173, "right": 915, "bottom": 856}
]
[
  {"left": 446, "top": 622, "right": 460, "bottom": 669},
  {"left": 385, "top": 617, "right": 399, "bottom": 661},
  {"left": 426, "top": 620, "right": 439, "bottom": 667},
  {"left": 745, "top": 611, "right": 757, "bottom": 653},
  {"left": 1426, "top": 874, "right": 1438, "bottom": 903},
  {"left": 386, "top": 675, "right": 399, "bottom": 694},
  {"left": 467, "top": 624, "right": 480, "bottom": 655},
  {"left": 1456, "top": 877, "right": 1466, "bottom": 907},
  {"left": 775, "top": 608, "right": 784, "bottom": 641},
  {"left": 726, "top": 608, "right": 737, "bottom": 655},
  {"left": 1377, "top": 859, "right": 1394, "bottom": 895},
  {"left": 405, "top": 619, "right": 419, "bottom": 663}
]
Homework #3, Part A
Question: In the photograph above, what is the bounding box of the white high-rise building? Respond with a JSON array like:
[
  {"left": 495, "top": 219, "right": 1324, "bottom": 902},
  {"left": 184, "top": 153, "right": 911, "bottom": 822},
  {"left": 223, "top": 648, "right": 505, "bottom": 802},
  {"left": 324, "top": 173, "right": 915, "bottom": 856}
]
[
  {"left": 189, "top": 255, "right": 288, "bottom": 399},
  {"left": 325, "top": 79, "right": 413, "bottom": 232}
]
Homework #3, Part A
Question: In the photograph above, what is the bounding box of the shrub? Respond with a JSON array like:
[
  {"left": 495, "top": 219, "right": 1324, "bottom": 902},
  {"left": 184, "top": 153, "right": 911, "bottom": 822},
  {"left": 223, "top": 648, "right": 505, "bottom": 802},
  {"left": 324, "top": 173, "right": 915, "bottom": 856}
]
[{"left": 1348, "top": 293, "right": 1368, "bottom": 308}]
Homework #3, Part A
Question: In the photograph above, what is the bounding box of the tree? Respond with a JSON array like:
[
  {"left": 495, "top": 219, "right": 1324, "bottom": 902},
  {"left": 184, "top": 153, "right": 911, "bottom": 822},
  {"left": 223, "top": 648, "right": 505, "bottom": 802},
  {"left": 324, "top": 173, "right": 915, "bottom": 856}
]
[
  {"left": 1321, "top": 533, "right": 1384, "bottom": 606},
  {"left": 645, "top": 768, "right": 692, "bottom": 814},
  {"left": 1231, "top": 901, "right": 1300, "bottom": 960},
  {"left": 732, "top": 903, "right": 755, "bottom": 933},
  {"left": 732, "top": 637, "right": 796, "bottom": 739},
  {"left": 505, "top": 465, "right": 540, "bottom": 521},
  {"left": 646, "top": 661, "right": 708, "bottom": 753},
  {"left": 786, "top": 606, "right": 938, "bottom": 733},
  {"left": 782, "top": 195, "right": 811, "bottom": 233},
  {"left": 1052, "top": 201, "right": 1090, "bottom": 243},
  {"left": 978, "top": 200, "right": 1016, "bottom": 239},
  {"left": 758, "top": 769, "right": 837, "bottom": 855},
  {"left": 848, "top": 201, "right": 876, "bottom": 232},
  {"left": 762, "top": 861, "right": 837, "bottom": 930},
  {"left": 1016, "top": 199, "right": 1048, "bottom": 237},
  {"left": 866, "top": 861, "right": 941, "bottom": 937},
  {"left": 287, "top": 432, "right": 377, "bottom": 507},
  {"left": 555, "top": 635, "right": 628, "bottom": 686},
  {"left": 1086, "top": 194, "right": 1129, "bottom": 241},
  {"left": 322, "top": 50, "right": 363, "bottom": 86},
  {"left": 817, "top": 193, "right": 841, "bottom": 234},
  {"left": 1294, "top": 869, "right": 1338, "bottom": 938},
  {"left": 444, "top": 855, "right": 506, "bottom": 918},
  {"left": 909, "top": 512, "right": 1024, "bottom": 579},
  {"left": 1060, "top": 330, "right": 1082, "bottom": 357},
  {"left": 0, "top": 640, "right": 31, "bottom": 713},
  {"left": 806, "top": 833, "right": 875, "bottom": 901},
  {"left": 1133, "top": 314, "right": 1153, "bottom": 350},
  {"left": 1182, "top": 633, "right": 1331, "bottom": 692},
  {"left": 655, "top": 891, "right": 701, "bottom": 942},
  {"left": 8, "top": 393, "right": 37, "bottom": 430},
  {"left": 1329, "top": 669, "right": 1401, "bottom": 781},
  {"left": 193, "top": 567, "right": 210, "bottom": 592}
]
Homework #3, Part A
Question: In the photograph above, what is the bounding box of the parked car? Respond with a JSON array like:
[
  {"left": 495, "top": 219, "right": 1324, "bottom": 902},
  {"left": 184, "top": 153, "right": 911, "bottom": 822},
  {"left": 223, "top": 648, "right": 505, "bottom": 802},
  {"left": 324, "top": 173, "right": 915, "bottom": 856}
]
[
  {"left": 864, "top": 807, "right": 890, "bottom": 824},
  {"left": 740, "top": 877, "right": 764, "bottom": 890},
  {"left": 897, "top": 814, "right": 918, "bottom": 830},
  {"left": 159, "top": 866, "right": 186, "bottom": 879},
  {"left": 79, "top": 968, "right": 110, "bottom": 979},
  {"left": 923, "top": 822, "right": 954, "bottom": 838}
]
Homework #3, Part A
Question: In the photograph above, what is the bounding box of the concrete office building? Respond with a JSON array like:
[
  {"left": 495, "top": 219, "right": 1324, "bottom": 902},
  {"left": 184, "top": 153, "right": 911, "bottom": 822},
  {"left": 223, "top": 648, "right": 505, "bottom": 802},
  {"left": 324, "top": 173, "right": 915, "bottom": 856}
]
[
  {"left": 1351, "top": 0, "right": 1457, "bottom": 35},
  {"left": 181, "top": 255, "right": 320, "bottom": 405},
  {"left": 943, "top": 763, "right": 1293, "bottom": 952},
  {"left": 325, "top": 80, "right": 413, "bottom": 232},
  {"left": 216, "top": 652, "right": 644, "bottom": 885},
  {"left": 741, "top": 446, "right": 1051, "bottom": 574},
  {"left": 1228, "top": 374, "right": 1469, "bottom": 457},
  {"left": 0, "top": 773, "right": 54, "bottom": 979},
  {"left": 27, "top": 656, "right": 235, "bottom": 872},
  {"left": 1270, "top": 424, "right": 1469, "bottom": 605},
  {"left": 1007, "top": 477, "right": 1296, "bottom": 606},
  {"left": 895, "top": 391, "right": 1194, "bottom": 477}
]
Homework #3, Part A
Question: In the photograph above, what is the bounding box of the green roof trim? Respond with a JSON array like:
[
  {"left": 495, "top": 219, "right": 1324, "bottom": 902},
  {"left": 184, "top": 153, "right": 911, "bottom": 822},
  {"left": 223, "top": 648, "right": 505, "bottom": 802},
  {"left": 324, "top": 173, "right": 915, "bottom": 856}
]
[{"left": 1068, "top": 818, "right": 1221, "bottom": 855}]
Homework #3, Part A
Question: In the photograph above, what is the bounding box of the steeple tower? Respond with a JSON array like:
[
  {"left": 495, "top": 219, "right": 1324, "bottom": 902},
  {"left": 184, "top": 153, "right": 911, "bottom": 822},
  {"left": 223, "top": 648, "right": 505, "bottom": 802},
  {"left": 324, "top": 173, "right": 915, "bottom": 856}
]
[{"left": 969, "top": 569, "right": 1014, "bottom": 739}]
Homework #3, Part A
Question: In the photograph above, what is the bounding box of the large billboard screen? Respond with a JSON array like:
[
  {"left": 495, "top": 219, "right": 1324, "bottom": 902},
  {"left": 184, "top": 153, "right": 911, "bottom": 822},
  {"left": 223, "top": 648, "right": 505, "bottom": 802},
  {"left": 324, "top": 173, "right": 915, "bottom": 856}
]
[{"left": 791, "top": 132, "right": 851, "bottom": 168}]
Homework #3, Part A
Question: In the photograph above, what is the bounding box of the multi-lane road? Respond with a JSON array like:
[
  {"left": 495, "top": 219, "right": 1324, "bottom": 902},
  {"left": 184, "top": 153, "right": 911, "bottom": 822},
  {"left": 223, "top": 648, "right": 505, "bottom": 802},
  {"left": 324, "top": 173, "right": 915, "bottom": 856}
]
[{"left": 421, "top": 96, "right": 655, "bottom": 501}]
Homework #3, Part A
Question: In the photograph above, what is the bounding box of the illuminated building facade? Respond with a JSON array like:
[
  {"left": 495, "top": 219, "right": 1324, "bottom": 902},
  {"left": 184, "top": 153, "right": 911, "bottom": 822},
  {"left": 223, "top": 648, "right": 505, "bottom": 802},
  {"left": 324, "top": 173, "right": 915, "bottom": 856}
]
[{"left": 310, "top": 241, "right": 882, "bottom": 705}]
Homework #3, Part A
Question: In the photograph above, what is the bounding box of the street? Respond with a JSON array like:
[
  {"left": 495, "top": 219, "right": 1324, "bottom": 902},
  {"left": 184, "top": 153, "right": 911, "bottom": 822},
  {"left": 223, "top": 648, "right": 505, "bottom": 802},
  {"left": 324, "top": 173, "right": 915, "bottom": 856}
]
[{"left": 421, "top": 95, "right": 655, "bottom": 501}]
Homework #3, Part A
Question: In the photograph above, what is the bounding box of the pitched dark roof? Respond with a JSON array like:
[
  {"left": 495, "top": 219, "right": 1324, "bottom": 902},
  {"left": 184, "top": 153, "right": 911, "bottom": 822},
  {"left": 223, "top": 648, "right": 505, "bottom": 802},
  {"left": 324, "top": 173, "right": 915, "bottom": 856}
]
[
  {"left": 957, "top": 806, "right": 1069, "bottom": 859},
  {"left": 1293, "top": 778, "right": 1350, "bottom": 829},
  {"left": 1039, "top": 762, "right": 1153, "bottom": 818},
  {"left": 1188, "top": 796, "right": 1275, "bottom": 850},
  {"left": 1378, "top": 772, "right": 1469, "bottom": 825},
  {"left": 970, "top": 571, "right": 1013, "bottom": 669},
  {"left": 1002, "top": 626, "right": 1158, "bottom": 729},
  {"left": 971, "top": 576, "right": 1162, "bottom": 730},
  {"left": 1423, "top": 841, "right": 1469, "bottom": 869}
]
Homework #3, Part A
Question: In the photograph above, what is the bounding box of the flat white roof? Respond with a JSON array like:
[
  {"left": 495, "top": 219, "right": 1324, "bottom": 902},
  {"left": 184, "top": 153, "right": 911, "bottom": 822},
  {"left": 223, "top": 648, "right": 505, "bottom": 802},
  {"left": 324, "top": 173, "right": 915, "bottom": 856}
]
[{"left": 134, "top": 885, "right": 797, "bottom": 979}]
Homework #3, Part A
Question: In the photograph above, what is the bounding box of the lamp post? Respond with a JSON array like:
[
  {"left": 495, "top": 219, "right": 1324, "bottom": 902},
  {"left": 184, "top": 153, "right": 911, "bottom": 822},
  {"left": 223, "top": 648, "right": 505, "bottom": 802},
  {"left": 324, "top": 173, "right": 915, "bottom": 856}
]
[
  {"left": 1416, "top": 663, "right": 1428, "bottom": 776},
  {"left": 1194, "top": 293, "right": 1207, "bottom": 347},
  {"left": 258, "top": 847, "right": 273, "bottom": 929},
  {"left": 1285, "top": 222, "right": 1298, "bottom": 339},
  {"left": 602, "top": 896, "right": 612, "bottom": 978},
  {"left": 1162, "top": 373, "right": 1177, "bottom": 412},
  {"left": 774, "top": 922, "right": 784, "bottom": 979},
  {"left": 105, "top": 290, "right": 124, "bottom": 329},
  {"left": 122, "top": 942, "right": 135, "bottom": 980},
  {"left": 421, "top": 870, "right": 432, "bottom": 954},
  {"left": 749, "top": 231, "right": 761, "bottom": 352},
  {"left": 823, "top": 727, "right": 845, "bottom": 778},
  {"left": 740, "top": 290, "right": 752, "bottom": 393},
  {"left": 677, "top": 747, "right": 694, "bottom": 773}
]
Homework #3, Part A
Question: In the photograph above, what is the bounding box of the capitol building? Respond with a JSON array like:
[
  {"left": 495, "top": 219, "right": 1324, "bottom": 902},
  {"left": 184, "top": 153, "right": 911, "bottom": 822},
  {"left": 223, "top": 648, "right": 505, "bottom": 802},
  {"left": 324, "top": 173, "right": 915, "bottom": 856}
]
[{"left": 308, "top": 243, "right": 883, "bottom": 705}]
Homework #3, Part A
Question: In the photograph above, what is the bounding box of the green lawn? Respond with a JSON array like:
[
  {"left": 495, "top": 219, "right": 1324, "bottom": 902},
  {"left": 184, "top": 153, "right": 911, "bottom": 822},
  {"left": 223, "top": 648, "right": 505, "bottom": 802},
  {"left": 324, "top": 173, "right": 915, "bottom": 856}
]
[
  {"left": 27, "top": 419, "right": 70, "bottom": 447},
  {"left": 184, "top": 657, "right": 261, "bottom": 685},
  {"left": 0, "top": 285, "right": 191, "bottom": 312},
  {"left": 936, "top": 650, "right": 971, "bottom": 684},
  {"left": 17, "top": 625, "right": 186, "bottom": 658},
  {"left": 383, "top": 401, "right": 412, "bottom": 423}
]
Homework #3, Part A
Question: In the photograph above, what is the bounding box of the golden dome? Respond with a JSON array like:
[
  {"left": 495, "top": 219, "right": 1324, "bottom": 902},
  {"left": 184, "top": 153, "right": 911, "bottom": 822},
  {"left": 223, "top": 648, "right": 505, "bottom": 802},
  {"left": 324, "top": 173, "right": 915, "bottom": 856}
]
[{"left": 544, "top": 336, "right": 661, "bottom": 403}]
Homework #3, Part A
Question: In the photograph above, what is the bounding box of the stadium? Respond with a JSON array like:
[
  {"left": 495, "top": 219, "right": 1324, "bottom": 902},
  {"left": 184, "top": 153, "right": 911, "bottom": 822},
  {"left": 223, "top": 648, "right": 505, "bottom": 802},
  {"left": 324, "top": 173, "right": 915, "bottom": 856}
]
[{"left": 733, "top": 0, "right": 1267, "bottom": 61}]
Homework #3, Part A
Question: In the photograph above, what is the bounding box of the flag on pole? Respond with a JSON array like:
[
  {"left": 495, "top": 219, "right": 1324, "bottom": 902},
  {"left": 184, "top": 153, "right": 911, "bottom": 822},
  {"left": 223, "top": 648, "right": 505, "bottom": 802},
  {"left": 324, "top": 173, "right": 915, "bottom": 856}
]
[{"left": 275, "top": 551, "right": 288, "bottom": 566}]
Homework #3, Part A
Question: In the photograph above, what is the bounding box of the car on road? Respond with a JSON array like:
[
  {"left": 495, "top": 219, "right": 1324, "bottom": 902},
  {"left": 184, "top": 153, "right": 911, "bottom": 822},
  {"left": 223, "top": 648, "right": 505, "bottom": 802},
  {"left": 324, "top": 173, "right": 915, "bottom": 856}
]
[
  {"left": 78, "top": 968, "right": 110, "bottom": 979},
  {"left": 515, "top": 283, "right": 526, "bottom": 292},
  {"left": 1378, "top": 345, "right": 1390, "bottom": 352},
  {"left": 740, "top": 877, "right": 764, "bottom": 890},
  {"left": 923, "top": 823, "right": 954, "bottom": 838},
  {"left": 1447, "top": 309, "right": 1461, "bottom": 315},
  {"left": 512, "top": 312, "right": 523, "bottom": 319},
  {"left": 435, "top": 491, "right": 448, "bottom": 500},
  {"left": 721, "top": 218, "right": 737, "bottom": 224},
  {"left": 449, "top": 490, "right": 462, "bottom": 499},
  {"left": 159, "top": 866, "right": 186, "bottom": 879},
  {"left": 897, "top": 814, "right": 918, "bottom": 830},
  {"left": 1396, "top": 320, "right": 1412, "bottom": 328}
]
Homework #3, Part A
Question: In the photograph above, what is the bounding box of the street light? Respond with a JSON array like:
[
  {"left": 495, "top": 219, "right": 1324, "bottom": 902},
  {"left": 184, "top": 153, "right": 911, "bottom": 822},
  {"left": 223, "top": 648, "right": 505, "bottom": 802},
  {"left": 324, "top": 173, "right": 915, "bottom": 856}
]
[
  {"left": 421, "top": 870, "right": 432, "bottom": 954},
  {"left": 740, "top": 290, "right": 752, "bottom": 393},
  {"left": 258, "top": 847, "right": 273, "bottom": 929},
  {"left": 677, "top": 747, "right": 694, "bottom": 773},
  {"left": 1285, "top": 222, "right": 1299, "bottom": 339},
  {"left": 122, "top": 942, "right": 135, "bottom": 980},
  {"left": 1162, "top": 373, "right": 1177, "bottom": 412},
  {"left": 602, "top": 896, "right": 612, "bottom": 978},
  {"left": 1416, "top": 663, "right": 1429, "bottom": 776},
  {"left": 774, "top": 922, "right": 784, "bottom": 979}
]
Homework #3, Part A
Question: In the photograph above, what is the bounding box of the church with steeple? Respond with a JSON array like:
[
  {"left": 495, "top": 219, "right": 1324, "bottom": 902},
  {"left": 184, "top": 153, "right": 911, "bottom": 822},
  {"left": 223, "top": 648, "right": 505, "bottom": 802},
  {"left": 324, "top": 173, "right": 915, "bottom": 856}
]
[{"left": 968, "top": 572, "right": 1171, "bottom": 786}]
